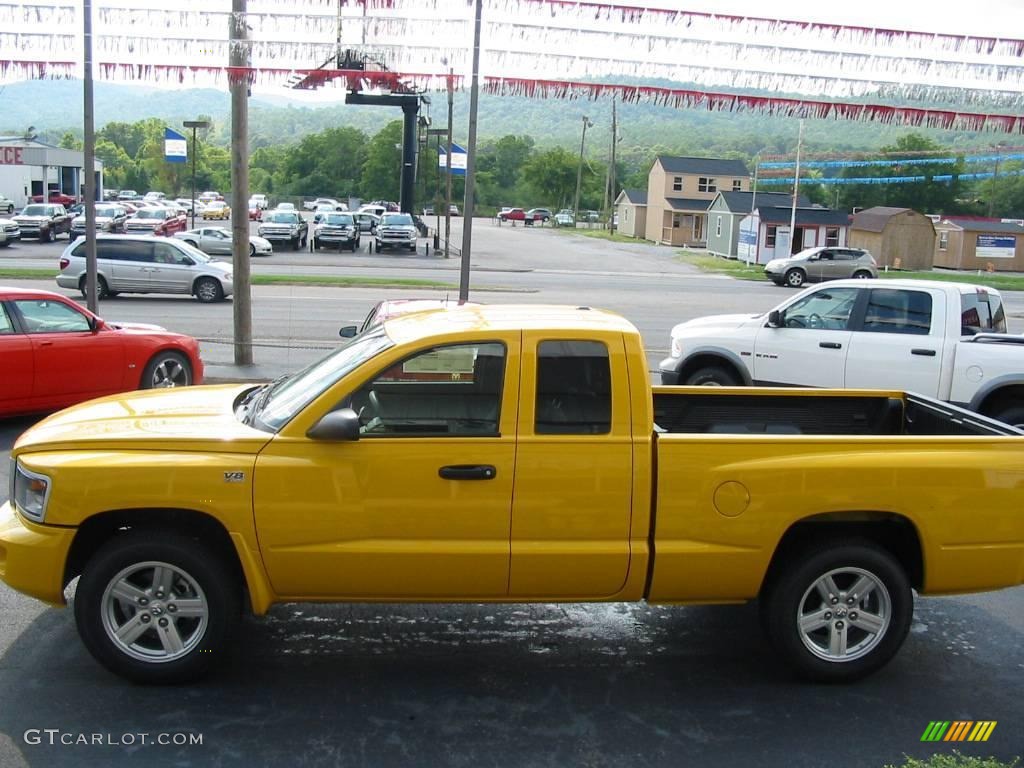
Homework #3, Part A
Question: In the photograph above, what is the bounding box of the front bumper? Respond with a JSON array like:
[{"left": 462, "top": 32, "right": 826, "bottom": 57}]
[
  {"left": 0, "top": 501, "right": 76, "bottom": 607},
  {"left": 259, "top": 229, "right": 300, "bottom": 243},
  {"left": 658, "top": 356, "right": 682, "bottom": 385}
]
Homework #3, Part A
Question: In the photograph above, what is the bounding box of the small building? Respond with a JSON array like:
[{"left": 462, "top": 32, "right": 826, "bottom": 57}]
[
  {"left": 0, "top": 137, "right": 102, "bottom": 208},
  {"left": 706, "top": 191, "right": 808, "bottom": 258},
  {"left": 644, "top": 156, "right": 749, "bottom": 246},
  {"left": 933, "top": 219, "right": 1024, "bottom": 272},
  {"left": 737, "top": 205, "right": 850, "bottom": 265},
  {"left": 848, "top": 206, "right": 935, "bottom": 270},
  {"left": 613, "top": 188, "right": 647, "bottom": 238}
]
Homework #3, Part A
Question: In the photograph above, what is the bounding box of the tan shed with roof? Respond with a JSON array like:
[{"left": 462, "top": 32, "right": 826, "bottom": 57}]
[{"left": 848, "top": 207, "right": 935, "bottom": 270}]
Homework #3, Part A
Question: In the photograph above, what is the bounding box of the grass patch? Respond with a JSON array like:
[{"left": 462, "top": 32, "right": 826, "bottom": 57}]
[
  {"left": 0, "top": 268, "right": 55, "bottom": 279},
  {"left": 553, "top": 227, "right": 642, "bottom": 244},
  {"left": 251, "top": 274, "right": 456, "bottom": 289},
  {"left": 677, "top": 249, "right": 1024, "bottom": 291}
]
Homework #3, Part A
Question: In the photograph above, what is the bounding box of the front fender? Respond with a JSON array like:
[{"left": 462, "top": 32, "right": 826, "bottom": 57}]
[
  {"left": 967, "top": 374, "right": 1024, "bottom": 412},
  {"left": 661, "top": 346, "right": 754, "bottom": 385}
]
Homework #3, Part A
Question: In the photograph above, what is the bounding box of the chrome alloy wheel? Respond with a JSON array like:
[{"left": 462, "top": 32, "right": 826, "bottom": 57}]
[
  {"left": 796, "top": 567, "right": 891, "bottom": 663},
  {"left": 149, "top": 356, "right": 188, "bottom": 387},
  {"left": 100, "top": 561, "right": 209, "bottom": 663}
]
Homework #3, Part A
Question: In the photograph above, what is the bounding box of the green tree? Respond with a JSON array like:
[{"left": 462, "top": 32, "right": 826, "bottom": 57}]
[
  {"left": 359, "top": 121, "right": 404, "bottom": 202},
  {"left": 58, "top": 132, "right": 82, "bottom": 151},
  {"left": 522, "top": 147, "right": 581, "bottom": 209},
  {"left": 281, "top": 126, "right": 367, "bottom": 198}
]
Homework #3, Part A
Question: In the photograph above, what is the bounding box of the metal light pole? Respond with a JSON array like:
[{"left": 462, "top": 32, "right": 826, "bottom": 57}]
[
  {"left": 458, "top": 0, "right": 482, "bottom": 303},
  {"left": 83, "top": 0, "right": 97, "bottom": 312},
  {"left": 573, "top": 116, "right": 594, "bottom": 220},
  {"left": 445, "top": 65, "right": 454, "bottom": 259},
  {"left": 183, "top": 119, "right": 209, "bottom": 230}
]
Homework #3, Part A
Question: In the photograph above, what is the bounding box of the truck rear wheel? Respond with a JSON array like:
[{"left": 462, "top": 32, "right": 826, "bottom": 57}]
[
  {"left": 73, "top": 532, "right": 240, "bottom": 684},
  {"left": 989, "top": 402, "right": 1024, "bottom": 429},
  {"left": 684, "top": 366, "right": 738, "bottom": 386},
  {"left": 761, "top": 540, "right": 912, "bottom": 682}
]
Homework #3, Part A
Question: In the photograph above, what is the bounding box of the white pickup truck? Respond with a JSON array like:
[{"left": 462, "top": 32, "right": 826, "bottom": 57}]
[{"left": 660, "top": 278, "right": 1024, "bottom": 426}]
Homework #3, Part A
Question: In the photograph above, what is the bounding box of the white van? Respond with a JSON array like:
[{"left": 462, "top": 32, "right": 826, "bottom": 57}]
[{"left": 56, "top": 235, "right": 233, "bottom": 302}]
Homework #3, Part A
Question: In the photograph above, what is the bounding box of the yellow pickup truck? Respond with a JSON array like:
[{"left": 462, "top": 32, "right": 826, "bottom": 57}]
[{"left": 3, "top": 305, "right": 1023, "bottom": 684}]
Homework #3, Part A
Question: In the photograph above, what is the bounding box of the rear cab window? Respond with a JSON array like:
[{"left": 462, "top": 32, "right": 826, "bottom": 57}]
[
  {"left": 960, "top": 290, "right": 1007, "bottom": 334},
  {"left": 862, "top": 289, "right": 933, "bottom": 335},
  {"left": 534, "top": 340, "right": 612, "bottom": 434}
]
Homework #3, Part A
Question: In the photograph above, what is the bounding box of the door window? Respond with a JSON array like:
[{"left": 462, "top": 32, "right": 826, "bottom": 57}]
[
  {"left": 154, "top": 242, "right": 190, "bottom": 265},
  {"left": 14, "top": 299, "right": 91, "bottom": 333},
  {"left": 781, "top": 287, "right": 860, "bottom": 331},
  {"left": 348, "top": 342, "right": 506, "bottom": 436},
  {"left": 862, "top": 289, "right": 932, "bottom": 335},
  {"left": 0, "top": 304, "right": 13, "bottom": 334},
  {"left": 98, "top": 239, "right": 154, "bottom": 262},
  {"left": 535, "top": 340, "right": 611, "bottom": 434}
]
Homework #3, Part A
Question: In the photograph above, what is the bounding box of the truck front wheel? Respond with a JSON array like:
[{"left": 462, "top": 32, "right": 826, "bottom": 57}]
[
  {"left": 73, "top": 532, "right": 240, "bottom": 684},
  {"left": 762, "top": 541, "right": 912, "bottom": 682},
  {"left": 684, "top": 366, "right": 739, "bottom": 386}
]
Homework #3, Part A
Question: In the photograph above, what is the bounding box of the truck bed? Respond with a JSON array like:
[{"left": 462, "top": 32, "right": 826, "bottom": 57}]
[{"left": 652, "top": 387, "right": 1022, "bottom": 437}]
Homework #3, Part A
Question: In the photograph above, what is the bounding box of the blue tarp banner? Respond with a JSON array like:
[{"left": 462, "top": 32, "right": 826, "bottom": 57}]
[
  {"left": 164, "top": 128, "right": 187, "bottom": 164},
  {"left": 438, "top": 143, "right": 467, "bottom": 176}
]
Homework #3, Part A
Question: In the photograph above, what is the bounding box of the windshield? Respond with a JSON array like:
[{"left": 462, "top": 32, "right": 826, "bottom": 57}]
[
  {"left": 172, "top": 240, "right": 212, "bottom": 262},
  {"left": 95, "top": 206, "right": 121, "bottom": 217},
  {"left": 323, "top": 214, "right": 354, "bottom": 225},
  {"left": 381, "top": 213, "right": 414, "bottom": 226},
  {"left": 265, "top": 212, "right": 298, "bottom": 223},
  {"left": 21, "top": 205, "right": 48, "bottom": 215},
  {"left": 252, "top": 328, "right": 394, "bottom": 431},
  {"left": 135, "top": 209, "right": 168, "bottom": 219}
]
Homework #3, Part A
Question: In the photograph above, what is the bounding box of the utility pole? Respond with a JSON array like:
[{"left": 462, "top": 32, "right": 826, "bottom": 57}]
[
  {"left": 609, "top": 97, "right": 618, "bottom": 233},
  {"left": 184, "top": 120, "right": 209, "bottom": 230},
  {"left": 746, "top": 154, "right": 760, "bottom": 266},
  {"left": 573, "top": 115, "right": 594, "bottom": 219},
  {"left": 458, "top": 0, "right": 482, "bottom": 302},
  {"left": 445, "top": 65, "right": 453, "bottom": 259},
  {"left": 789, "top": 119, "right": 804, "bottom": 255},
  {"left": 230, "top": 0, "right": 252, "bottom": 365},
  {"left": 83, "top": 0, "right": 97, "bottom": 312}
]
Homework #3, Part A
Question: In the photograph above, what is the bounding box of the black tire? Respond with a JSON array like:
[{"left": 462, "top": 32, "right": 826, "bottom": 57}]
[
  {"left": 684, "top": 365, "right": 739, "bottom": 386},
  {"left": 141, "top": 350, "right": 193, "bottom": 389},
  {"left": 194, "top": 276, "right": 223, "bottom": 303},
  {"left": 989, "top": 403, "right": 1024, "bottom": 430},
  {"left": 852, "top": 270, "right": 872, "bottom": 279},
  {"left": 312, "top": 238, "right": 319, "bottom": 250},
  {"left": 79, "top": 275, "right": 110, "bottom": 300},
  {"left": 291, "top": 237, "right": 299, "bottom": 251},
  {"left": 248, "top": 243, "right": 256, "bottom": 258},
  {"left": 73, "top": 531, "right": 240, "bottom": 684},
  {"left": 784, "top": 268, "right": 806, "bottom": 288},
  {"left": 761, "top": 540, "right": 912, "bottom": 683},
  {"left": 4, "top": 204, "right": 12, "bottom": 214},
  {"left": 408, "top": 244, "right": 417, "bottom": 252}
]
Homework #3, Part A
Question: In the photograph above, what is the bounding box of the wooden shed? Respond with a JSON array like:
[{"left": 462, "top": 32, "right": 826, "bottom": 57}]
[
  {"left": 933, "top": 219, "right": 1024, "bottom": 272},
  {"left": 848, "top": 207, "right": 935, "bottom": 270}
]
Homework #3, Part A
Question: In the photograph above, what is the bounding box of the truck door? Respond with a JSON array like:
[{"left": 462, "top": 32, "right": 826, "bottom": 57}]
[
  {"left": 0, "top": 302, "right": 33, "bottom": 414},
  {"left": 509, "top": 333, "right": 633, "bottom": 598},
  {"left": 751, "top": 286, "right": 860, "bottom": 387},
  {"left": 844, "top": 287, "right": 943, "bottom": 397},
  {"left": 253, "top": 337, "right": 519, "bottom": 599}
]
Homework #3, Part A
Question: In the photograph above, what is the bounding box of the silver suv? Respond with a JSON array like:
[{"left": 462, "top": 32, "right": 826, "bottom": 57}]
[
  {"left": 765, "top": 246, "right": 878, "bottom": 288},
  {"left": 57, "top": 235, "right": 233, "bottom": 302}
]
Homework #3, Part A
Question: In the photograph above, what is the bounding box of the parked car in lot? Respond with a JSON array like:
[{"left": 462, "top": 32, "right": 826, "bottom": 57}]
[
  {"left": 0, "top": 193, "right": 15, "bottom": 214},
  {"left": 765, "top": 246, "right": 878, "bottom": 287},
  {"left": 498, "top": 207, "right": 532, "bottom": 223},
  {"left": 375, "top": 212, "right": 417, "bottom": 252},
  {"left": 117, "top": 190, "right": 140, "bottom": 202},
  {"left": 0, "top": 286, "right": 203, "bottom": 418},
  {"left": 274, "top": 202, "right": 297, "bottom": 212},
  {"left": 660, "top": 278, "right": 1024, "bottom": 426},
  {"left": 339, "top": 297, "right": 482, "bottom": 337},
  {"left": 124, "top": 207, "right": 188, "bottom": 236},
  {"left": 258, "top": 210, "right": 308, "bottom": 250},
  {"left": 353, "top": 212, "right": 380, "bottom": 234},
  {"left": 13, "top": 204, "right": 73, "bottom": 242},
  {"left": 422, "top": 205, "right": 435, "bottom": 216},
  {"left": 57, "top": 235, "right": 233, "bottom": 302},
  {"left": 69, "top": 204, "right": 129, "bottom": 240},
  {"left": 30, "top": 191, "right": 76, "bottom": 206},
  {"left": 202, "top": 201, "right": 231, "bottom": 221},
  {"left": 0, "top": 217, "right": 21, "bottom": 247},
  {"left": 312, "top": 212, "right": 360, "bottom": 251},
  {"left": 174, "top": 226, "right": 273, "bottom": 257},
  {"left": 248, "top": 203, "right": 262, "bottom": 221},
  {"left": 249, "top": 194, "right": 268, "bottom": 210},
  {"left": 526, "top": 207, "right": 552, "bottom": 223},
  {"left": 3, "top": 303, "right": 1023, "bottom": 684},
  {"left": 304, "top": 197, "right": 346, "bottom": 211},
  {"left": 198, "top": 191, "right": 222, "bottom": 204},
  {"left": 554, "top": 209, "right": 575, "bottom": 226}
]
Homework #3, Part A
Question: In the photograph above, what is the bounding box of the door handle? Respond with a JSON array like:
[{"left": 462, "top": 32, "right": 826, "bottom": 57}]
[
  {"left": 911, "top": 348, "right": 937, "bottom": 356},
  {"left": 439, "top": 465, "right": 497, "bottom": 481},
  {"left": 819, "top": 341, "right": 842, "bottom": 349}
]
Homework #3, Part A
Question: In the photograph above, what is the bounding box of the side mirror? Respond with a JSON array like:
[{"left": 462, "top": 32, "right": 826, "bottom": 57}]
[
  {"left": 339, "top": 325, "right": 358, "bottom": 338},
  {"left": 767, "top": 310, "right": 783, "bottom": 328},
  {"left": 307, "top": 408, "right": 361, "bottom": 441}
]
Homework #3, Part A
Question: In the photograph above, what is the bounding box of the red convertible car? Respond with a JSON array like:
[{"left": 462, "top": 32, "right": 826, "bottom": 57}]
[{"left": 0, "top": 287, "right": 204, "bottom": 418}]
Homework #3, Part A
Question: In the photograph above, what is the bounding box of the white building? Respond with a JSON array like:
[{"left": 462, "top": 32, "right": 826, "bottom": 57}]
[{"left": 0, "top": 137, "right": 103, "bottom": 208}]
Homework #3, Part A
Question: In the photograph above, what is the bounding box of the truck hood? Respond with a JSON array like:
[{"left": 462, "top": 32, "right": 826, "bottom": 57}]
[
  {"left": 14, "top": 384, "right": 273, "bottom": 455},
  {"left": 672, "top": 313, "right": 764, "bottom": 334}
]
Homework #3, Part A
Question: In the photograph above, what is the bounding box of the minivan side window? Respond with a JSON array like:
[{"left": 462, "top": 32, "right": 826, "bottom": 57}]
[
  {"left": 535, "top": 340, "right": 611, "bottom": 435},
  {"left": 99, "top": 240, "right": 154, "bottom": 262}
]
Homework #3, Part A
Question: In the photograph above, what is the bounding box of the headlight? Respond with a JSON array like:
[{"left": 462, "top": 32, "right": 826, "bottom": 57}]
[
  {"left": 290, "top": 226, "right": 298, "bottom": 234},
  {"left": 670, "top": 337, "right": 683, "bottom": 358},
  {"left": 12, "top": 460, "right": 51, "bottom": 522}
]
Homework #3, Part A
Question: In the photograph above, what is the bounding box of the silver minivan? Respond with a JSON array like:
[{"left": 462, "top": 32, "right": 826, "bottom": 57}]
[{"left": 57, "top": 235, "right": 233, "bottom": 302}]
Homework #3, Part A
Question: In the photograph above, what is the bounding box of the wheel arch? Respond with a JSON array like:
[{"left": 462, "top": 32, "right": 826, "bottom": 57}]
[
  {"left": 64, "top": 508, "right": 256, "bottom": 611},
  {"left": 760, "top": 512, "right": 924, "bottom": 595},
  {"left": 968, "top": 378, "right": 1024, "bottom": 417},
  {"left": 674, "top": 347, "right": 753, "bottom": 386}
]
